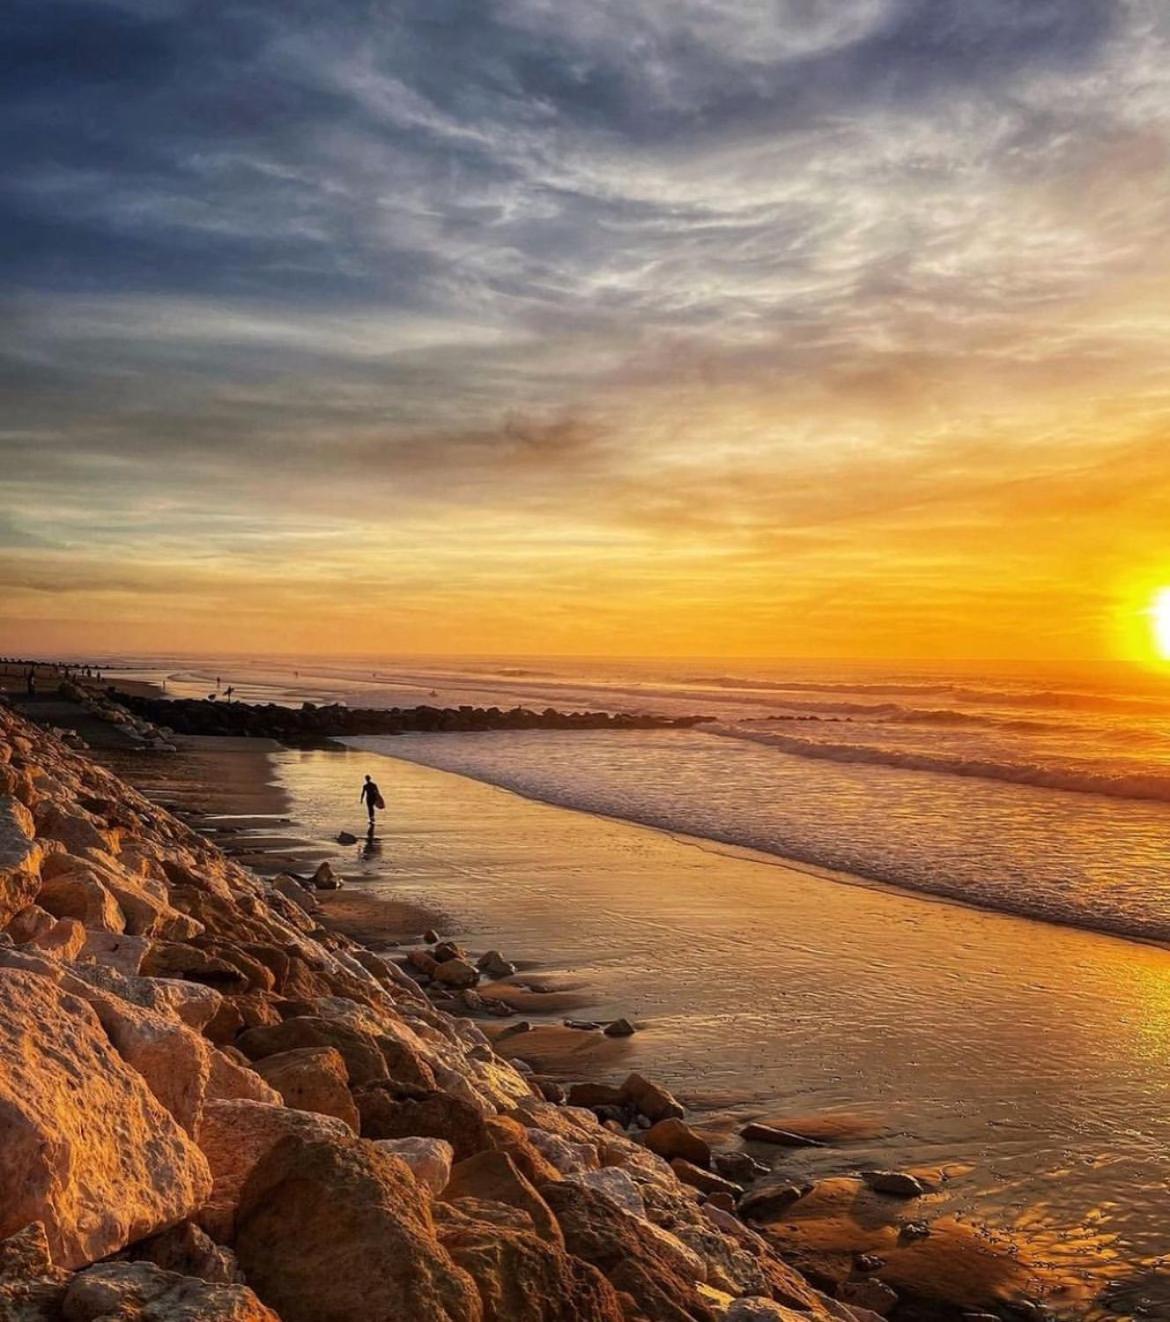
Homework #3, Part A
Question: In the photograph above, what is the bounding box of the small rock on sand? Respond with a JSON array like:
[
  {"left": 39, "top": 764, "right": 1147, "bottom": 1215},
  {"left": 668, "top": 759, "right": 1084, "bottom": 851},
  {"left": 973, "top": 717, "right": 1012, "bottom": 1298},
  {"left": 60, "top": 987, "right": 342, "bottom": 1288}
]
[
  {"left": 476, "top": 950, "right": 517, "bottom": 979},
  {"left": 860, "top": 1169, "right": 927, "bottom": 1198},
  {"left": 715, "top": 1151, "right": 769, "bottom": 1183},
  {"left": 622, "top": 1072, "right": 684, "bottom": 1122},
  {"left": 644, "top": 1118, "right": 710, "bottom": 1167},
  {"left": 433, "top": 958, "right": 479, "bottom": 989},
  {"left": 603, "top": 1018, "right": 636, "bottom": 1037},
  {"left": 737, "top": 1182, "right": 813, "bottom": 1222},
  {"left": 336, "top": 831, "right": 357, "bottom": 845}
]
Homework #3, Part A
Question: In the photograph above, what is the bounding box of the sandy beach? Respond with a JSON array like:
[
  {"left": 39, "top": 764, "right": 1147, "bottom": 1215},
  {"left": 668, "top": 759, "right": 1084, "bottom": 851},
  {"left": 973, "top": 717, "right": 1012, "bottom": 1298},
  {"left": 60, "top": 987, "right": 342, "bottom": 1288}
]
[{"left": 90, "top": 730, "right": 1170, "bottom": 1318}]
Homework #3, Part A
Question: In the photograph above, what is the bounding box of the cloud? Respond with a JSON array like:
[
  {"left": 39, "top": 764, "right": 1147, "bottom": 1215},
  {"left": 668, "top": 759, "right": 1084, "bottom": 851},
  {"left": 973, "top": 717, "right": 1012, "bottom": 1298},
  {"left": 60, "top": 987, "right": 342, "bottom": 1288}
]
[{"left": 2, "top": 0, "right": 1170, "bottom": 656}]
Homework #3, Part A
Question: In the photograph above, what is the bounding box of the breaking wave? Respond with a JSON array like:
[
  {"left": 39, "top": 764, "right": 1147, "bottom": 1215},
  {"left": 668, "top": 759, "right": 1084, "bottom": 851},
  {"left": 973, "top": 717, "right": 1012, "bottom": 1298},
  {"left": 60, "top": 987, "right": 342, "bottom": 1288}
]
[{"left": 713, "top": 725, "right": 1170, "bottom": 803}]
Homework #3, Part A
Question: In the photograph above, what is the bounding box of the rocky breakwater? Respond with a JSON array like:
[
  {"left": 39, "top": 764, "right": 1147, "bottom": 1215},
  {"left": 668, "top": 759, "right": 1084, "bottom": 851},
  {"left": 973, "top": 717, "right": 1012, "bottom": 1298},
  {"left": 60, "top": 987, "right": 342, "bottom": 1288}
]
[
  {"left": 112, "top": 691, "right": 712, "bottom": 743},
  {"left": 0, "top": 698, "right": 873, "bottom": 1322}
]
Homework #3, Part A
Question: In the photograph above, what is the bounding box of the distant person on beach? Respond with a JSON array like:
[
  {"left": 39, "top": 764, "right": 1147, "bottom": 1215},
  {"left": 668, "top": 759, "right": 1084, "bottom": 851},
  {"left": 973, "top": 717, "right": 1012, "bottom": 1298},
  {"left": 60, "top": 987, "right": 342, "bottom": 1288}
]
[
  {"left": 26, "top": 668, "right": 36, "bottom": 697},
  {"left": 360, "top": 774, "right": 384, "bottom": 826}
]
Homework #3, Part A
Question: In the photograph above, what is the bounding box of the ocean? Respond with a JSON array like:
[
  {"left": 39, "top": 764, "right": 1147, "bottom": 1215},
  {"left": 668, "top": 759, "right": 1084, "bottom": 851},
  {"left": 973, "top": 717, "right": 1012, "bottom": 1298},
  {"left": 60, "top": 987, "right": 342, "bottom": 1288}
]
[{"left": 113, "top": 654, "right": 1170, "bottom": 945}]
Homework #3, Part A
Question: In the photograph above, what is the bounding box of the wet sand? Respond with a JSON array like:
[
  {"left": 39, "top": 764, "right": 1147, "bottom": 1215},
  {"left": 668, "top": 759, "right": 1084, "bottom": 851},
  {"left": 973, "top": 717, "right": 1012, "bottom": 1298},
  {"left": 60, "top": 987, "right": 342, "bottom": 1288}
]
[
  {"left": 262, "top": 743, "right": 1170, "bottom": 1318},
  {"left": 102, "top": 735, "right": 1170, "bottom": 1317}
]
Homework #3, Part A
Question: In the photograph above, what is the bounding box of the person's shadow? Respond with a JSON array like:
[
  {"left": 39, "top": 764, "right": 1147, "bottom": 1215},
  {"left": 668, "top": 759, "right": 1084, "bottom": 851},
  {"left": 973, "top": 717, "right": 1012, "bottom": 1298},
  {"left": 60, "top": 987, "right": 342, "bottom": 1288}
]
[{"left": 360, "top": 824, "right": 382, "bottom": 862}]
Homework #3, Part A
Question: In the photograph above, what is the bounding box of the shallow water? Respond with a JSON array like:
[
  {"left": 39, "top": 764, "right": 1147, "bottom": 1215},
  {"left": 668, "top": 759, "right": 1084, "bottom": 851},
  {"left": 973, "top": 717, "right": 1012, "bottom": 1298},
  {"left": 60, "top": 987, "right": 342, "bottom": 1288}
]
[
  {"left": 117, "top": 654, "right": 1170, "bottom": 943},
  {"left": 276, "top": 744, "right": 1170, "bottom": 1319}
]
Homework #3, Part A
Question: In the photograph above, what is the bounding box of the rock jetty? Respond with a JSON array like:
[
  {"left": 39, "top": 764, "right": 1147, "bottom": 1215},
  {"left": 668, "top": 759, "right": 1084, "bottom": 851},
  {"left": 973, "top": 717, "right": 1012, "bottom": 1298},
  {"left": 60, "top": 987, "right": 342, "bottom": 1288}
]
[
  {"left": 111, "top": 691, "right": 711, "bottom": 743},
  {"left": 0, "top": 698, "right": 878, "bottom": 1322}
]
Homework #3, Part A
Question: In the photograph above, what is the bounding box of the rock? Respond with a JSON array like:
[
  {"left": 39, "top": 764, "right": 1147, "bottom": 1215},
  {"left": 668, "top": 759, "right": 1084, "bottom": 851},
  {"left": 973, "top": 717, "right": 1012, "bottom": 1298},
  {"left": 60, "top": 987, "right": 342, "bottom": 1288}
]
[
  {"left": 194, "top": 1099, "right": 353, "bottom": 1241},
  {"left": 670, "top": 1159, "right": 742, "bottom": 1198},
  {"left": 859, "top": 1169, "right": 927, "bottom": 1197},
  {"left": 564, "top": 1019, "right": 601, "bottom": 1031},
  {"left": 483, "top": 1115, "right": 563, "bottom": 1187},
  {"left": 82, "top": 988, "right": 213, "bottom": 1135},
  {"left": 604, "top": 1018, "right": 636, "bottom": 1037},
  {"left": 207, "top": 1048, "right": 282, "bottom": 1105},
  {"left": 621, "top": 1072, "right": 684, "bottom": 1122},
  {"left": 442, "top": 1151, "right": 563, "bottom": 1246},
  {"left": 0, "top": 969, "right": 211, "bottom": 1268},
  {"left": 5, "top": 903, "right": 55, "bottom": 944},
  {"left": 433, "top": 940, "right": 467, "bottom": 963},
  {"left": 0, "top": 1222, "right": 57, "bottom": 1278},
  {"left": 423, "top": 929, "right": 441, "bottom": 943},
  {"left": 438, "top": 1212, "right": 626, "bottom": 1322},
  {"left": 839, "top": 1277, "right": 898, "bottom": 1315},
  {"left": 37, "top": 871, "right": 125, "bottom": 933},
  {"left": 725, "top": 1300, "right": 810, "bottom": 1321},
  {"left": 272, "top": 874, "right": 320, "bottom": 914},
  {"left": 34, "top": 804, "right": 117, "bottom": 856},
  {"left": 140, "top": 941, "right": 250, "bottom": 993},
  {"left": 311, "top": 861, "right": 339, "bottom": 889},
  {"left": 372, "top": 1137, "right": 455, "bottom": 1195},
  {"left": 645, "top": 1118, "right": 711, "bottom": 1167},
  {"left": 741, "top": 1123, "right": 826, "bottom": 1147},
  {"left": 61, "top": 1261, "right": 278, "bottom": 1321},
  {"left": 541, "top": 1179, "right": 717, "bottom": 1321},
  {"left": 127, "top": 1220, "right": 243, "bottom": 1284},
  {"left": 705, "top": 1191, "right": 736, "bottom": 1212},
  {"left": 567, "top": 1082, "right": 627, "bottom": 1109},
  {"left": 253, "top": 1046, "right": 360, "bottom": 1131},
  {"left": 565, "top": 1168, "right": 646, "bottom": 1217},
  {"left": 356, "top": 1084, "right": 492, "bottom": 1160},
  {"left": 408, "top": 949, "right": 440, "bottom": 975},
  {"left": 476, "top": 950, "right": 516, "bottom": 979},
  {"left": 434, "top": 957, "right": 479, "bottom": 988},
  {"left": 234, "top": 1133, "right": 483, "bottom": 1322},
  {"left": 715, "top": 1151, "right": 770, "bottom": 1183},
  {"left": 738, "top": 1182, "right": 813, "bottom": 1222},
  {"left": 236, "top": 1015, "right": 389, "bottom": 1086},
  {"left": 34, "top": 916, "right": 87, "bottom": 960},
  {"left": 336, "top": 830, "right": 358, "bottom": 845},
  {"left": 0, "top": 1222, "right": 70, "bottom": 1321},
  {"left": 0, "top": 796, "right": 43, "bottom": 926},
  {"left": 78, "top": 930, "right": 153, "bottom": 976}
]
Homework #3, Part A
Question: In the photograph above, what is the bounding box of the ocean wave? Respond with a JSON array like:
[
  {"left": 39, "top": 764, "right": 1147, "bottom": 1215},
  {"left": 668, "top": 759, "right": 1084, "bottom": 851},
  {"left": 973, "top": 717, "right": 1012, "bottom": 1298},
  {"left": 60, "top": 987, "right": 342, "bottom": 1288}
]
[
  {"left": 683, "top": 675, "right": 1170, "bottom": 717},
  {"left": 713, "top": 724, "right": 1170, "bottom": 803}
]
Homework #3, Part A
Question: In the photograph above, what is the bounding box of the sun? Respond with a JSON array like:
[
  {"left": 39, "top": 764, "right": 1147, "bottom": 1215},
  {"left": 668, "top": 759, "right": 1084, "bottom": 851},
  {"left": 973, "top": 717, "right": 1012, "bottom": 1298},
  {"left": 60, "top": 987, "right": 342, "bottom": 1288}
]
[{"left": 1153, "top": 588, "right": 1170, "bottom": 661}]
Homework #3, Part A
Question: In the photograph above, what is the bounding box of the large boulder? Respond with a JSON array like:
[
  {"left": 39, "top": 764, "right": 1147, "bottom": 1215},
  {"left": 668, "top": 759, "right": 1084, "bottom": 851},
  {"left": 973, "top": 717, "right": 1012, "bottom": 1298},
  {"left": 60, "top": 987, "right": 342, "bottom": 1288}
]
[
  {"left": 253, "top": 1046, "right": 359, "bottom": 1131},
  {"left": 0, "top": 797, "right": 44, "bottom": 927},
  {"left": 237, "top": 1015, "right": 389, "bottom": 1087},
  {"left": 541, "top": 1179, "right": 718, "bottom": 1322},
  {"left": 81, "top": 990, "right": 212, "bottom": 1135},
  {"left": 441, "top": 1151, "right": 563, "bottom": 1247},
  {"left": 194, "top": 1099, "right": 353, "bottom": 1242},
  {"left": 36, "top": 870, "right": 126, "bottom": 933},
  {"left": 357, "top": 1083, "right": 492, "bottom": 1160},
  {"left": 61, "top": 1261, "right": 278, "bottom": 1321},
  {"left": 437, "top": 1207, "right": 626, "bottom": 1322},
  {"left": 234, "top": 1133, "right": 484, "bottom": 1322},
  {"left": 372, "top": 1137, "right": 454, "bottom": 1195},
  {"left": 0, "top": 970, "right": 212, "bottom": 1268}
]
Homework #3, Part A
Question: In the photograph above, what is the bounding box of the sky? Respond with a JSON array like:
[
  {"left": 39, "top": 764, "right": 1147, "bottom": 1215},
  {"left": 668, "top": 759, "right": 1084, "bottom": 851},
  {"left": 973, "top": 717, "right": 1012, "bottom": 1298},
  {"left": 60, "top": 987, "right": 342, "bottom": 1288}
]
[{"left": 3, "top": 0, "right": 1170, "bottom": 663}]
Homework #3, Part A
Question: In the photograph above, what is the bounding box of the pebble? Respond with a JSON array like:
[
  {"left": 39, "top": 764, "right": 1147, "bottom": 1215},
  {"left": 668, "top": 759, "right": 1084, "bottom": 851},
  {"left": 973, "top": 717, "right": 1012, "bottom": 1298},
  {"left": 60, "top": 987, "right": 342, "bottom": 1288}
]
[{"left": 603, "top": 1018, "right": 636, "bottom": 1037}]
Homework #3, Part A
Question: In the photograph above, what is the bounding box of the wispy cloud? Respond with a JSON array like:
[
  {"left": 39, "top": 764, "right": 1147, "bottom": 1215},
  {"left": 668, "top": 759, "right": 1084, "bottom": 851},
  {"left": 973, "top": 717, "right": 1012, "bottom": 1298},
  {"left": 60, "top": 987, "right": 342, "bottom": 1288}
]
[{"left": 2, "top": 0, "right": 1169, "bottom": 656}]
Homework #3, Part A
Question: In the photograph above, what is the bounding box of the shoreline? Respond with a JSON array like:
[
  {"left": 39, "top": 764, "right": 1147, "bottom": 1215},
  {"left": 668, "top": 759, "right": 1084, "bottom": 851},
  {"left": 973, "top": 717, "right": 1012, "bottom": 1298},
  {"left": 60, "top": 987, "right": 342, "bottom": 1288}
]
[
  {"left": 84, "top": 731, "right": 1155, "bottom": 1315},
  {"left": 352, "top": 732, "right": 1170, "bottom": 953}
]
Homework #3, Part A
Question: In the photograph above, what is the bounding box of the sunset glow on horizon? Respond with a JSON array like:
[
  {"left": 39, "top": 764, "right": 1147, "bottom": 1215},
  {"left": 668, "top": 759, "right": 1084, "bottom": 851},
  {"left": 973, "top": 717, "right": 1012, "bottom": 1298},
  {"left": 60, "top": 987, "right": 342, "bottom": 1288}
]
[{"left": 4, "top": 2, "right": 1170, "bottom": 664}]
